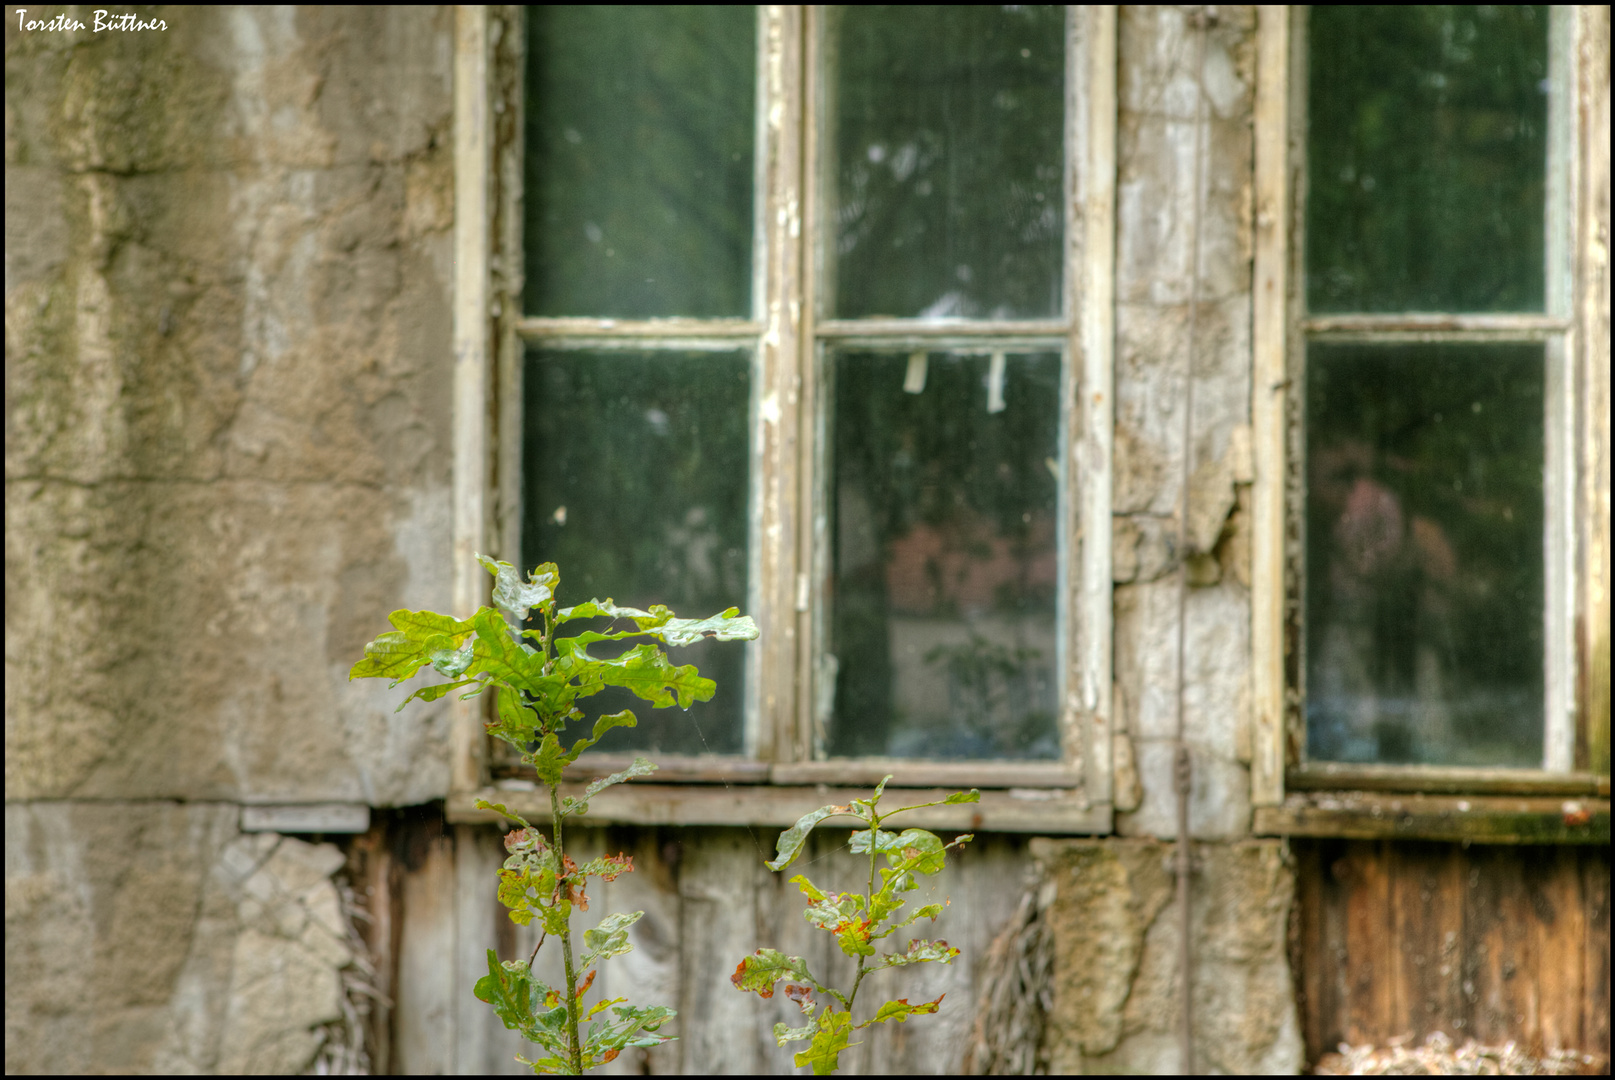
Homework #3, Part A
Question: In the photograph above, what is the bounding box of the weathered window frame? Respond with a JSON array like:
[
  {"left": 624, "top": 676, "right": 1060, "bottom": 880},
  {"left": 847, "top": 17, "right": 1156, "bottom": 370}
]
[
  {"left": 1250, "top": 6, "right": 1611, "bottom": 843},
  {"left": 446, "top": 6, "right": 1118, "bottom": 833}
]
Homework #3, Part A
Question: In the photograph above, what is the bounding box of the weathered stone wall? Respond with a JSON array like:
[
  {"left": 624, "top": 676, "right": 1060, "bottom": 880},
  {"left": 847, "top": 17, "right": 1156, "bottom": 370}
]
[
  {"left": 1095, "top": 8, "right": 1302, "bottom": 1071},
  {"left": 6, "top": 6, "right": 455, "bottom": 1073},
  {"left": 6, "top": 803, "right": 357, "bottom": 1072},
  {"left": 1036, "top": 837, "right": 1299, "bottom": 1074},
  {"left": 5, "top": 5, "right": 456, "bottom": 805},
  {"left": 1111, "top": 5, "right": 1260, "bottom": 844}
]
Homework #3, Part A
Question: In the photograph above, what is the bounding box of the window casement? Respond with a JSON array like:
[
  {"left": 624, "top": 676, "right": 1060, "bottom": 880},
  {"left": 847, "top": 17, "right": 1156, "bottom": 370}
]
[
  {"left": 1251, "top": 5, "right": 1610, "bottom": 842},
  {"left": 447, "top": 6, "right": 1118, "bottom": 832}
]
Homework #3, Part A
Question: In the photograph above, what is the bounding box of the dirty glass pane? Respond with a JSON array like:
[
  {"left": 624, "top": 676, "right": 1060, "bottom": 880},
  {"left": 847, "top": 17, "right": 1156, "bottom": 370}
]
[
  {"left": 831, "top": 6, "right": 1065, "bottom": 320},
  {"left": 1306, "top": 6, "right": 1548, "bottom": 313},
  {"left": 523, "top": 349, "right": 751, "bottom": 755},
  {"left": 1305, "top": 344, "right": 1544, "bottom": 767},
  {"left": 827, "top": 350, "right": 1061, "bottom": 760},
  {"left": 525, "top": 7, "right": 756, "bottom": 317}
]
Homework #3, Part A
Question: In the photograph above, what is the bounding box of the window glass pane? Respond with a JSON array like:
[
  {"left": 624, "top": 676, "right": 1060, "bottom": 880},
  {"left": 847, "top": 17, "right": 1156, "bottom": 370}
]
[
  {"left": 524, "top": 7, "right": 756, "bottom": 317},
  {"left": 523, "top": 349, "right": 751, "bottom": 755},
  {"left": 831, "top": 5, "right": 1065, "bottom": 320},
  {"left": 828, "top": 350, "right": 1061, "bottom": 760},
  {"left": 1305, "top": 344, "right": 1544, "bottom": 767},
  {"left": 1306, "top": 6, "right": 1548, "bottom": 313}
]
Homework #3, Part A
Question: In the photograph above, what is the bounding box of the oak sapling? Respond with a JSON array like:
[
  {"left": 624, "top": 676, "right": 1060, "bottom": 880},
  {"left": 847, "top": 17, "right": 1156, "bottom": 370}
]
[
  {"left": 349, "top": 555, "right": 757, "bottom": 1074},
  {"left": 731, "top": 777, "right": 979, "bottom": 1074}
]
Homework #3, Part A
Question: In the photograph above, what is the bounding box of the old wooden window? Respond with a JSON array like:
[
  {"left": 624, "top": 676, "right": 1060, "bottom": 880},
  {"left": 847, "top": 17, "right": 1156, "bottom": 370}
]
[
  {"left": 450, "top": 6, "right": 1119, "bottom": 830},
  {"left": 1251, "top": 6, "right": 1610, "bottom": 829}
]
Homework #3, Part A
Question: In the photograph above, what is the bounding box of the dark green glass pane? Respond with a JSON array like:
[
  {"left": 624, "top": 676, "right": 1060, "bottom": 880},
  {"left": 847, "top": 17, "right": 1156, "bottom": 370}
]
[
  {"left": 523, "top": 349, "right": 751, "bottom": 755},
  {"left": 1305, "top": 344, "right": 1544, "bottom": 767},
  {"left": 832, "top": 6, "right": 1065, "bottom": 319},
  {"left": 1306, "top": 6, "right": 1548, "bottom": 313},
  {"left": 525, "top": 7, "right": 756, "bottom": 317},
  {"left": 828, "top": 350, "right": 1061, "bottom": 760}
]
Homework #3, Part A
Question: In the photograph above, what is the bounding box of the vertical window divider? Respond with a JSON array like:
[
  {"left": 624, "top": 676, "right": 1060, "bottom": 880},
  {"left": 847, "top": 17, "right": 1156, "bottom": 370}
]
[
  {"left": 1543, "top": 5, "right": 1580, "bottom": 772},
  {"left": 1074, "top": 3, "right": 1117, "bottom": 805},
  {"left": 451, "top": 5, "right": 496, "bottom": 797},
  {"left": 796, "top": 3, "right": 826, "bottom": 765},
  {"left": 1574, "top": 6, "right": 1611, "bottom": 778},
  {"left": 755, "top": 5, "right": 808, "bottom": 763},
  {"left": 1251, "top": 4, "right": 1291, "bottom": 807}
]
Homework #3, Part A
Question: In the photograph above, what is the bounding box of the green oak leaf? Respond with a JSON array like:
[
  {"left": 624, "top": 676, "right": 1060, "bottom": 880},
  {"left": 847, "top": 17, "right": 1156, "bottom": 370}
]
[
  {"left": 595, "top": 643, "right": 714, "bottom": 709},
  {"left": 774, "top": 1020, "right": 818, "bottom": 1045},
  {"left": 799, "top": 891, "right": 874, "bottom": 956},
  {"left": 767, "top": 803, "right": 868, "bottom": 871},
  {"left": 477, "top": 554, "right": 558, "bottom": 622},
  {"left": 650, "top": 608, "right": 760, "bottom": 647},
  {"left": 876, "top": 938, "right": 960, "bottom": 969},
  {"left": 554, "top": 598, "right": 658, "bottom": 625},
  {"left": 495, "top": 687, "right": 540, "bottom": 745},
  {"left": 529, "top": 732, "right": 567, "bottom": 787},
  {"left": 564, "top": 709, "right": 637, "bottom": 763},
  {"left": 348, "top": 631, "right": 430, "bottom": 684},
  {"left": 860, "top": 994, "right": 945, "bottom": 1028},
  {"left": 730, "top": 949, "right": 812, "bottom": 998},
  {"left": 795, "top": 1009, "right": 857, "bottom": 1076},
  {"left": 581, "top": 909, "right": 643, "bottom": 968},
  {"left": 581, "top": 1003, "right": 677, "bottom": 1066},
  {"left": 579, "top": 756, "right": 657, "bottom": 805},
  {"left": 395, "top": 677, "right": 477, "bottom": 712},
  {"left": 472, "top": 798, "right": 535, "bottom": 831}
]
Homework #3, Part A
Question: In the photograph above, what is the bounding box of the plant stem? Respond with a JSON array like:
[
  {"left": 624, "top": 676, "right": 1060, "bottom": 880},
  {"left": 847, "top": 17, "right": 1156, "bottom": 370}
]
[
  {"left": 847, "top": 808, "right": 883, "bottom": 1014},
  {"left": 551, "top": 781, "right": 584, "bottom": 1074}
]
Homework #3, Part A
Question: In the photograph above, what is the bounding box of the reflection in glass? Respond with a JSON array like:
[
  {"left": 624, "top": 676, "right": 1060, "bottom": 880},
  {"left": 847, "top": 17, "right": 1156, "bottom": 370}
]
[
  {"left": 525, "top": 7, "right": 756, "bottom": 317},
  {"left": 523, "top": 349, "right": 751, "bottom": 755},
  {"left": 828, "top": 351, "right": 1060, "bottom": 760},
  {"left": 1306, "top": 6, "right": 1548, "bottom": 313},
  {"left": 831, "top": 6, "right": 1065, "bottom": 319},
  {"left": 1305, "top": 344, "right": 1544, "bottom": 767}
]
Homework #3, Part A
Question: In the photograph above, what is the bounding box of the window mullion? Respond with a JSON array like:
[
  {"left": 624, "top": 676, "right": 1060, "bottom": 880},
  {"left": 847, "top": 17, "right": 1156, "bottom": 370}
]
[
  {"left": 1251, "top": 3, "right": 1292, "bottom": 807},
  {"left": 1074, "top": 4, "right": 1117, "bottom": 803},
  {"left": 753, "top": 4, "right": 807, "bottom": 763}
]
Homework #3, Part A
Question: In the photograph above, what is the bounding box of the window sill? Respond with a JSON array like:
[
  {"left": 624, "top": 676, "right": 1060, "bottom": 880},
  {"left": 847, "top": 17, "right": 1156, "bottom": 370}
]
[
  {"left": 1254, "top": 791, "right": 1610, "bottom": 845},
  {"left": 1286, "top": 763, "right": 1609, "bottom": 797},
  {"left": 492, "top": 754, "right": 1084, "bottom": 790},
  {"left": 448, "top": 781, "right": 1110, "bottom": 834}
]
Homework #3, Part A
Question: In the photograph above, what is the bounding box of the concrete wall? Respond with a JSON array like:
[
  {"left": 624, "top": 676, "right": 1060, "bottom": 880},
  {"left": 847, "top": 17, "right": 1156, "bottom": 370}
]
[
  {"left": 6, "top": 5, "right": 455, "bottom": 1073},
  {"left": 5, "top": 5, "right": 1303, "bottom": 1074}
]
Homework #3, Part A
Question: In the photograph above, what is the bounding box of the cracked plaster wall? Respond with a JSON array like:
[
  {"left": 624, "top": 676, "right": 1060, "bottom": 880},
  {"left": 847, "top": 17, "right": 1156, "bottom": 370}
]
[
  {"left": 5, "top": 801, "right": 356, "bottom": 1073},
  {"left": 5, "top": 5, "right": 456, "bottom": 805},
  {"left": 1093, "top": 8, "right": 1303, "bottom": 1072},
  {"left": 6, "top": 6, "right": 454, "bottom": 1073}
]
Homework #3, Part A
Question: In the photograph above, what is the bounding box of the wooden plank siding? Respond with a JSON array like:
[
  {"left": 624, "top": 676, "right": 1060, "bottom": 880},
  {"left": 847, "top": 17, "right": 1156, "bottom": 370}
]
[
  {"left": 1291, "top": 839, "right": 1611, "bottom": 1066},
  {"left": 350, "top": 812, "right": 1028, "bottom": 1074}
]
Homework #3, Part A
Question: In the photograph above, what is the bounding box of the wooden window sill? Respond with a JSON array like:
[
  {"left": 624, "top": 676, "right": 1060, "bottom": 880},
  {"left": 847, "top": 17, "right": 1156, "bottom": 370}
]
[
  {"left": 491, "top": 754, "right": 1084, "bottom": 789},
  {"left": 448, "top": 781, "right": 1110, "bottom": 834},
  {"left": 1254, "top": 791, "right": 1610, "bottom": 844},
  {"left": 1286, "top": 763, "right": 1609, "bottom": 797}
]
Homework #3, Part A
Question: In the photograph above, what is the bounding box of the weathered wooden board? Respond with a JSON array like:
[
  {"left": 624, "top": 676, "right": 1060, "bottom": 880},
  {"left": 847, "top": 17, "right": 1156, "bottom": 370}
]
[
  {"left": 1292, "top": 839, "right": 1611, "bottom": 1066},
  {"left": 380, "top": 813, "right": 1031, "bottom": 1073}
]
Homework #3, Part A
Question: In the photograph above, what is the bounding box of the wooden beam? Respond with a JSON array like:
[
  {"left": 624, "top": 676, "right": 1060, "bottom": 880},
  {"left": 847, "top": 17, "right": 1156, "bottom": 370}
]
[
  {"left": 1250, "top": 4, "right": 1290, "bottom": 808},
  {"left": 1075, "top": 3, "right": 1117, "bottom": 806},
  {"left": 1287, "top": 763, "right": 1610, "bottom": 797},
  {"left": 1254, "top": 791, "right": 1610, "bottom": 844},
  {"left": 451, "top": 5, "right": 493, "bottom": 797},
  {"left": 451, "top": 783, "right": 1112, "bottom": 834}
]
